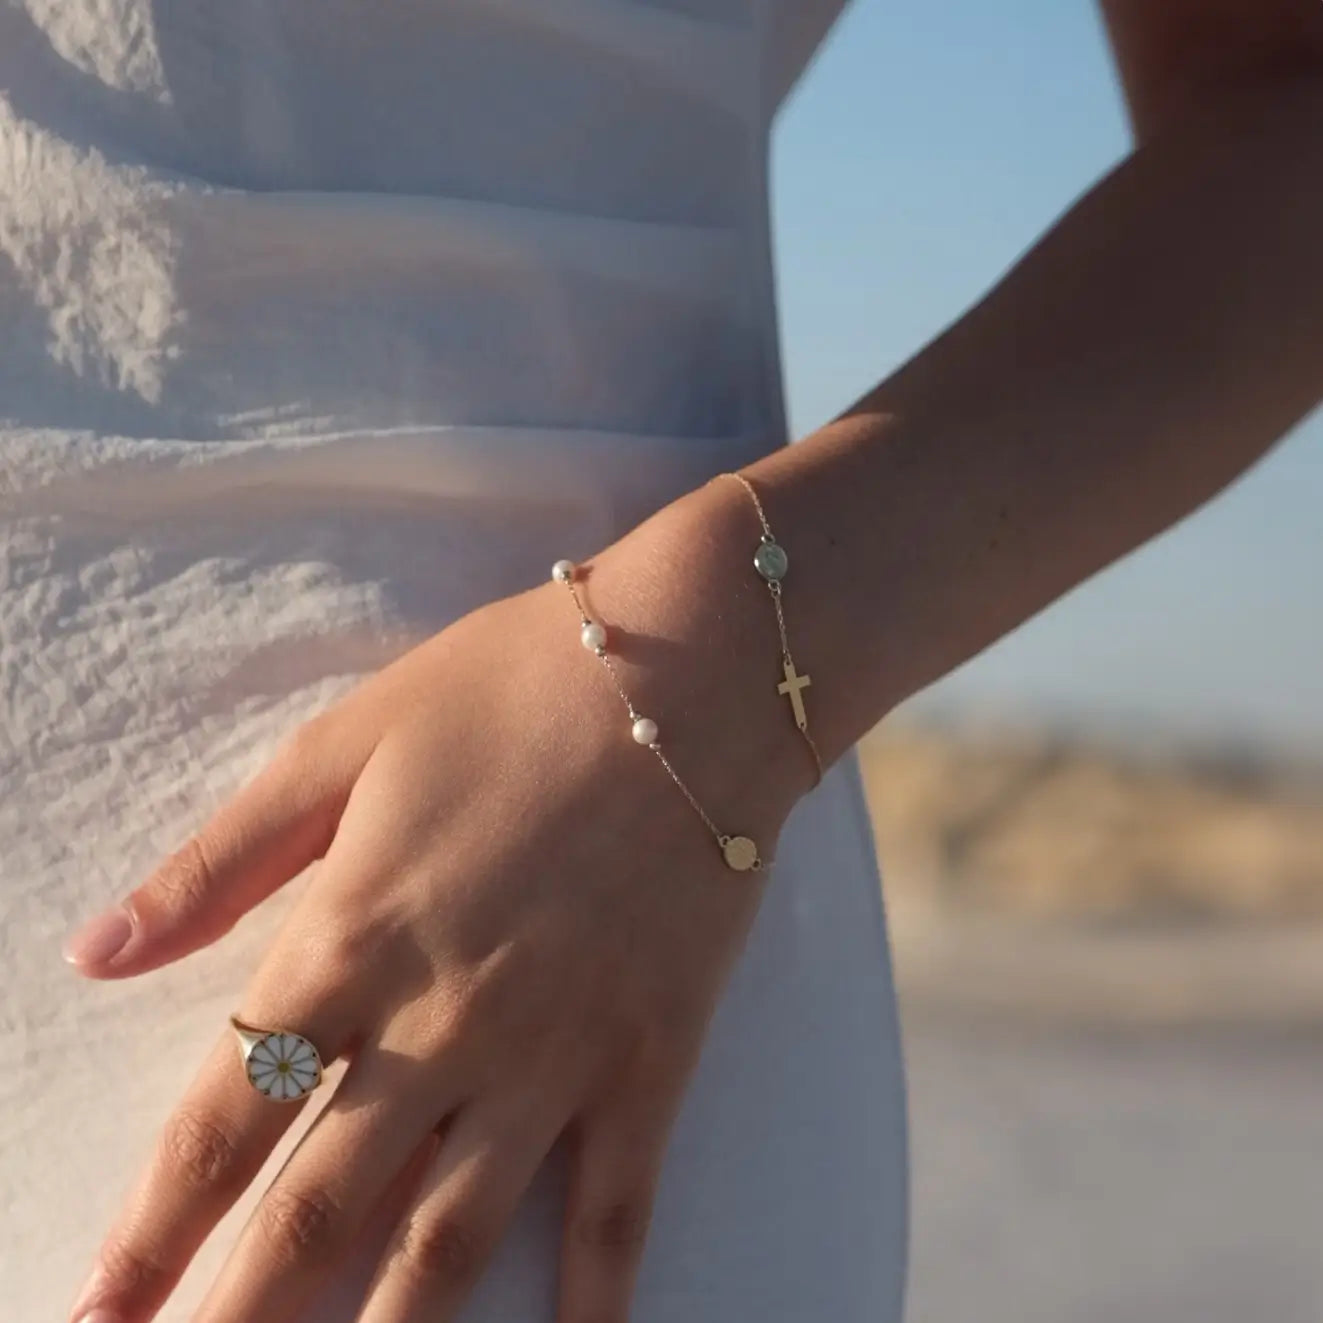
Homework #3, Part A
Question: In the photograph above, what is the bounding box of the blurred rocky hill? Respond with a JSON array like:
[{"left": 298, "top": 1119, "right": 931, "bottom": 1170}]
[
  {"left": 857, "top": 721, "right": 1323, "bottom": 1027},
  {"left": 860, "top": 720, "right": 1323, "bottom": 924}
]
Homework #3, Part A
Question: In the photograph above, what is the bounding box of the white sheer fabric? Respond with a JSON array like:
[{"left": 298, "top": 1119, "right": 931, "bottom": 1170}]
[{"left": 0, "top": 2, "right": 908, "bottom": 1318}]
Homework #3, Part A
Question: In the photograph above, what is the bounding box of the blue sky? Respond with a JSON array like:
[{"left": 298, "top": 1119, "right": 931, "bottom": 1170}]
[{"left": 772, "top": 0, "right": 1323, "bottom": 752}]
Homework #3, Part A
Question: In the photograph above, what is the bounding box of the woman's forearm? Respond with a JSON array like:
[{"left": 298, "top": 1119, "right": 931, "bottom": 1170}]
[{"left": 727, "top": 72, "right": 1323, "bottom": 775}]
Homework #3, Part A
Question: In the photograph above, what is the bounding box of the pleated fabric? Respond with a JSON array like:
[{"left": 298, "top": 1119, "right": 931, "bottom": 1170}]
[{"left": 0, "top": 3, "right": 908, "bottom": 1319}]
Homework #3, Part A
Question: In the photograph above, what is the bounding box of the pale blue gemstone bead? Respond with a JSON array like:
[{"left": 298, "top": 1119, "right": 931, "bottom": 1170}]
[{"left": 754, "top": 541, "right": 788, "bottom": 582}]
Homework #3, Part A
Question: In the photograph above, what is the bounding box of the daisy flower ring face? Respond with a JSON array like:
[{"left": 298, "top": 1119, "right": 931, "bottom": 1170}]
[{"left": 237, "top": 1027, "right": 323, "bottom": 1102}]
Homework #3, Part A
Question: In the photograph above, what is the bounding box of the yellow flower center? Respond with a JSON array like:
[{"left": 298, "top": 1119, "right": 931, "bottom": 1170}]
[{"left": 277, "top": 1061, "right": 291, "bottom": 1074}]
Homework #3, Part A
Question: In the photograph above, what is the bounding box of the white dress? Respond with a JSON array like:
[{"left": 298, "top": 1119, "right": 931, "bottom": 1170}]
[{"left": 0, "top": 2, "right": 908, "bottom": 1319}]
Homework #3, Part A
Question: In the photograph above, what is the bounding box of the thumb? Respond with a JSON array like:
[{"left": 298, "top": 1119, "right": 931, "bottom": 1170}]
[{"left": 62, "top": 719, "right": 362, "bottom": 978}]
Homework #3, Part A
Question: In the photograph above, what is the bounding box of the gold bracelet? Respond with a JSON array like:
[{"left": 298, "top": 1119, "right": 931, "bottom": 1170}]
[
  {"left": 551, "top": 558, "right": 768, "bottom": 874},
  {"left": 718, "top": 471, "right": 824, "bottom": 787}
]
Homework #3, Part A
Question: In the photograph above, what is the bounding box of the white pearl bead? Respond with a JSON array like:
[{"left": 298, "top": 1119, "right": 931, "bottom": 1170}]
[
  {"left": 632, "top": 717, "right": 659, "bottom": 746},
  {"left": 581, "top": 622, "right": 607, "bottom": 651},
  {"left": 552, "top": 559, "right": 575, "bottom": 583}
]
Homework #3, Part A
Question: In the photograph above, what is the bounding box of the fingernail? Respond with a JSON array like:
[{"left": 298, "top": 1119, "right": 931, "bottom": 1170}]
[
  {"left": 62, "top": 907, "right": 134, "bottom": 966},
  {"left": 69, "top": 1264, "right": 120, "bottom": 1321}
]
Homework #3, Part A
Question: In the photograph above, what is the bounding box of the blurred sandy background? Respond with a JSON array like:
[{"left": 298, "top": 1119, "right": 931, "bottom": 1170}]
[{"left": 859, "top": 720, "right": 1323, "bottom": 1323}]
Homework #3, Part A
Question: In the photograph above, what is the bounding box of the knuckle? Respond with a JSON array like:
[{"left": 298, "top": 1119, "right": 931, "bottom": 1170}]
[
  {"left": 396, "top": 1212, "right": 486, "bottom": 1283},
  {"left": 271, "top": 719, "right": 336, "bottom": 777},
  {"left": 96, "top": 1236, "right": 172, "bottom": 1309},
  {"left": 148, "top": 836, "right": 218, "bottom": 920},
  {"left": 441, "top": 982, "right": 499, "bottom": 1044},
  {"left": 275, "top": 717, "right": 327, "bottom": 771},
  {"left": 256, "top": 1186, "right": 344, "bottom": 1265},
  {"left": 159, "top": 1108, "right": 243, "bottom": 1193},
  {"left": 314, "top": 910, "right": 393, "bottom": 971},
  {"left": 448, "top": 946, "right": 536, "bottom": 1036},
  {"left": 573, "top": 1197, "right": 653, "bottom": 1256}
]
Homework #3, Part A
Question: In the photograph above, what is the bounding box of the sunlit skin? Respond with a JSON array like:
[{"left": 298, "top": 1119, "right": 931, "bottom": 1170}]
[{"left": 65, "top": 3, "right": 1323, "bottom": 1321}]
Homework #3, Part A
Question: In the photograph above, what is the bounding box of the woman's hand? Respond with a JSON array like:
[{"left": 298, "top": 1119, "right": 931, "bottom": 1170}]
[{"left": 64, "top": 478, "right": 812, "bottom": 1323}]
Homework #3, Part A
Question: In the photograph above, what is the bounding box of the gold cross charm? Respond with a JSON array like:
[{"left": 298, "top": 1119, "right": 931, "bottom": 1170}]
[{"left": 777, "top": 659, "right": 812, "bottom": 731}]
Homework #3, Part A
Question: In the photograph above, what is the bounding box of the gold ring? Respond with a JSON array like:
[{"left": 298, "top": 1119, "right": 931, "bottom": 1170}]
[{"left": 230, "top": 1015, "right": 324, "bottom": 1102}]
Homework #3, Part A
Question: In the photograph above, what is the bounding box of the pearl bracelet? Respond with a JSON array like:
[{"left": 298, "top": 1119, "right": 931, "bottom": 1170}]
[
  {"left": 552, "top": 556, "right": 766, "bottom": 873},
  {"left": 551, "top": 471, "right": 819, "bottom": 875}
]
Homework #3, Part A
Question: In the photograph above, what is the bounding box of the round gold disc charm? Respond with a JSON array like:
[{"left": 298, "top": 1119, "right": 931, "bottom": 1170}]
[{"left": 721, "top": 835, "right": 760, "bottom": 872}]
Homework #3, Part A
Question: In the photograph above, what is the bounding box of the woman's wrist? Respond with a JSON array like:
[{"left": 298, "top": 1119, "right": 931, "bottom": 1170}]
[
  {"left": 575, "top": 471, "right": 830, "bottom": 842},
  {"left": 735, "top": 416, "right": 919, "bottom": 761}
]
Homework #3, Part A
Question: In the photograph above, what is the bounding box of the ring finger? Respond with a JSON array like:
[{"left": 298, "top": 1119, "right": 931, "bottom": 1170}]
[
  {"left": 190, "top": 1022, "right": 472, "bottom": 1323},
  {"left": 69, "top": 979, "right": 363, "bottom": 1323}
]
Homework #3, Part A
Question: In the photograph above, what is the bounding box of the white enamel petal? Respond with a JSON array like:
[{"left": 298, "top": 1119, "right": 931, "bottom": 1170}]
[
  {"left": 289, "top": 1041, "right": 317, "bottom": 1067},
  {"left": 247, "top": 1057, "right": 276, "bottom": 1083},
  {"left": 250, "top": 1064, "right": 279, "bottom": 1090},
  {"left": 250, "top": 1039, "right": 280, "bottom": 1069},
  {"left": 290, "top": 1067, "right": 319, "bottom": 1092},
  {"left": 278, "top": 1034, "right": 301, "bottom": 1062}
]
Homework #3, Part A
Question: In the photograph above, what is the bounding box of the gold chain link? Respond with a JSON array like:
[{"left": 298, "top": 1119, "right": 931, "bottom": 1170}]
[
  {"left": 552, "top": 468, "right": 824, "bottom": 875},
  {"left": 720, "top": 472, "right": 825, "bottom": 786},
  {"left": 559, "top": 577, "right": 760, "bottom": 871}
]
